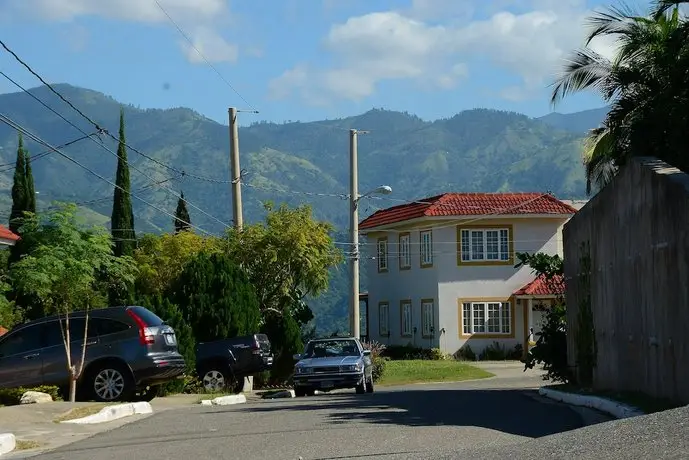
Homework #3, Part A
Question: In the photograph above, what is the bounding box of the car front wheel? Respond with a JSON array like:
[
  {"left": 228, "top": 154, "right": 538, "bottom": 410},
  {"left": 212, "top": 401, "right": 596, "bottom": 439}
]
[{"left": 355, "top": 376, "right": 367, "bottom": 394}]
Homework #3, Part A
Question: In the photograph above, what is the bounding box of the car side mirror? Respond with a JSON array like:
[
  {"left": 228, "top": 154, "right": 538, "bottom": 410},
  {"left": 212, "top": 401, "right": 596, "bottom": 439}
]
[
  {"left": 293, "top": 353, "right": 302, "bottom": 361},
  {"left": 362, "top": 350, "right": 371, "bottom": 356}
]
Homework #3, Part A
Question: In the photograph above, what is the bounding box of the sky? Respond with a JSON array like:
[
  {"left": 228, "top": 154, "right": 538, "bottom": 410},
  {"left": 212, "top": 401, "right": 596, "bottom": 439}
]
[{"left": 0, "top": 0, "right": 646, "bottom": 126}]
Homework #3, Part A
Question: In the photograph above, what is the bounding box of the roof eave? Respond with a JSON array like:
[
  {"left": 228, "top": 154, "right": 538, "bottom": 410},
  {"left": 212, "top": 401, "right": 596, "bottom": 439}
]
[{"left": 359, "top": 212, "right": 574, "bottom": 233}]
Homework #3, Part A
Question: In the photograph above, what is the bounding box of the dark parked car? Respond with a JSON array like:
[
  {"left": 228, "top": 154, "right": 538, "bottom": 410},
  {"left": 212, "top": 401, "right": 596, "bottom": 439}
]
[
  {"left": 195, "top": 334, "right": 273, "bottom": 393},
  {"left": 292, "top": 337, "right": 373, "bottom": 397},
  {"left": 0, "top": 306, "right": 186, "bottom": 402}
]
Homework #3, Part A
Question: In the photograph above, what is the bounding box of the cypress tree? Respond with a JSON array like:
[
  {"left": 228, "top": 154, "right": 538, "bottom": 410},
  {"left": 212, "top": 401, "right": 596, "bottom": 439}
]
[
  {"left": 24, "top": 152, "right": 36, "bottom": 214},
  {"left": 111, "top": 108, "right": 136, "bottom": 257},
  {"left": 9, "top": 134, "right": 27, "bottom": 234},
  {"left": 173, "top": 191, "right": 191, "bottom": 233}
]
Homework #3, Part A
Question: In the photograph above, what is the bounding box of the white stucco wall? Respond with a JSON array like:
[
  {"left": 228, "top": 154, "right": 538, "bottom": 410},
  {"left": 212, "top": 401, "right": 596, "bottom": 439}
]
[{"left": 363, "top": 216, "right": 568, "bottom": 354}]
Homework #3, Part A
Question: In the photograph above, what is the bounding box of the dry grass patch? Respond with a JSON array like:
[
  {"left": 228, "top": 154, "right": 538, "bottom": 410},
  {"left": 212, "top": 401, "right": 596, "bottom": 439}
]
[
  {"left": 53, "top": 404, "right": 110, "bottom": 423},
  {"left": 15, "top": 439, "right": 41, "bottom": 450}
]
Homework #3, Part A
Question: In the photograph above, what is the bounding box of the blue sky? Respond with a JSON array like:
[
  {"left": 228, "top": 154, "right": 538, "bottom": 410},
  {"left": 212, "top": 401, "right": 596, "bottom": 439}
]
[{"left": 0, "top": 0, "right": 643, "bottom": 125}]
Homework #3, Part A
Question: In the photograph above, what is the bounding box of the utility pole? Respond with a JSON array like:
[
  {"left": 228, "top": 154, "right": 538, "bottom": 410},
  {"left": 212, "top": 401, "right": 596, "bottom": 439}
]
[
  {"left": 349, "top": 129, "right": 360, "bottom": 340},
  {"left": 229, "top": 107, "right": 243, "bottom": 230}
]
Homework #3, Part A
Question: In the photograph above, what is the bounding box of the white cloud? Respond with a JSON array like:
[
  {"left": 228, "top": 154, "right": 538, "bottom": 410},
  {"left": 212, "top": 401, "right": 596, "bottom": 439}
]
[
  {"left": 269, "top": 0, "right": 621, "bottom": 105},
  {"left": 1, "top": 0, "right": 239, "bottom": 64}
]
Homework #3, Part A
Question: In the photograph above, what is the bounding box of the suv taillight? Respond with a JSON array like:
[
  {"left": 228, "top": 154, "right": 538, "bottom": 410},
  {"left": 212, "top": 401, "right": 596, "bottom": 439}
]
[{"left": 127, "top": 309, "right": 155, "bottom": 345}]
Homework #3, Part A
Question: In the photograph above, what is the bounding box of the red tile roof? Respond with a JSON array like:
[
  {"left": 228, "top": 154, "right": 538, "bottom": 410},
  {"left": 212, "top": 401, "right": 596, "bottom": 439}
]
[
  {"left": 0, "top": 326, "right": 7, "bottom": 336},
  {"left": 359, "top": 193, "right": 577, "bottom": 230},
  {"left": 513, "top": 274, "right": 565, "bottom": 296},
  {"left": 0, "top": 225, "right": 19, "bottom": 242}
]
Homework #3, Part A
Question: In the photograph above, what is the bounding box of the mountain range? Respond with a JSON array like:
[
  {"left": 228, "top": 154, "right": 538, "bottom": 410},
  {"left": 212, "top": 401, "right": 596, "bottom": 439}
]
[{"left": 0, "top": 84, "right": 606, "bottom": 333}]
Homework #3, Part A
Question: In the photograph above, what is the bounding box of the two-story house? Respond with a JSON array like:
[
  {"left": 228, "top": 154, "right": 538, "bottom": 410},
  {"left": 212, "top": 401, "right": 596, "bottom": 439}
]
[{"left": 359, "top": 192, "right": 576, "bottom": 357}]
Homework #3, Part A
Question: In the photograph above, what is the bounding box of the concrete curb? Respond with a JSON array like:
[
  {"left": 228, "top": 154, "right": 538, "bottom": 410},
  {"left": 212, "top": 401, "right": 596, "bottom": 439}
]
[
  {"left": 261, "top": 390, "right": 295, "bottom": 399},
  {"left": 0, "top": 433, "right": 15, "bottom": 456},
  {"left": 200, "top": 394, "right": 247, "bottom": 406},
  {"left": 61, "top": 402, "right": 153, "bottom": 425},
  {"left": 539, "top": 387, "right": 645, "bottom": 419}
]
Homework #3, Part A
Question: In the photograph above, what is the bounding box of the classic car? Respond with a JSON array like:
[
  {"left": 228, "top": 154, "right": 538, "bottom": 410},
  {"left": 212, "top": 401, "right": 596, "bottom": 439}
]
[{"left": 292, "top": 337, "right": 374, "bottom": 396}]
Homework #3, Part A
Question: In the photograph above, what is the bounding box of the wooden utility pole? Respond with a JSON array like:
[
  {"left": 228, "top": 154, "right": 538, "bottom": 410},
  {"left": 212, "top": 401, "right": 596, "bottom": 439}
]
[{"left": 229, "top": 107, "right": 243, "bottom": 230}]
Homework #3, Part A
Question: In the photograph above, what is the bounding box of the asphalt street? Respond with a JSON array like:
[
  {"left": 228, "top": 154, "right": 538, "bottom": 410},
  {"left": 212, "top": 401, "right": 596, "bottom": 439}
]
[{"left": 17, "top": 382, "right": 589, "bottom": 460}]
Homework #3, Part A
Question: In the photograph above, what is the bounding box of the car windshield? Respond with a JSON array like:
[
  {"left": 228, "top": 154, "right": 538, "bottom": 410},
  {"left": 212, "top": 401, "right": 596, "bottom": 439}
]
[{"left": 303, "top": 339, "right": 360, "bottom": 358}]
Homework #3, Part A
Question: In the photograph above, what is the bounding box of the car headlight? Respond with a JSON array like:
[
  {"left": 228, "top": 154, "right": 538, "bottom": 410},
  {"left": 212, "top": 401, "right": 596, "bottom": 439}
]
[
  {"left": 295, "top": 366, "right": 313, "bottom": 374},
  {"left": 340, "top": 363, "right": 362, "bottom": 372}
]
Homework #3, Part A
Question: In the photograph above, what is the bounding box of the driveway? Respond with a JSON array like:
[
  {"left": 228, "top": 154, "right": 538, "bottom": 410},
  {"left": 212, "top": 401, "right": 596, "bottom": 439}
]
[{"left": 10, "top": 370, "right": 590, "bottom": 460}]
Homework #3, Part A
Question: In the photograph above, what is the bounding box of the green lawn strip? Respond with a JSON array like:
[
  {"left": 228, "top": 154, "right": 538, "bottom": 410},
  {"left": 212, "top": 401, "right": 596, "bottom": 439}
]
[
  {"left": 53, "top": 404, "right": 110, "bottom": 423},
  {"left": 378, "top": 360, "right": 494, "bottom": 386},
  {"left": 546, "top": 384, "right": 682, "bottom": 414}
]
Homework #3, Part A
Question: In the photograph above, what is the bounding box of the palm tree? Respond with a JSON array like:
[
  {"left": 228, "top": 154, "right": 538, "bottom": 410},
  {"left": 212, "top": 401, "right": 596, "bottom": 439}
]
[{"left": 551, "top": 1, "right": 689, "bottom": 194}]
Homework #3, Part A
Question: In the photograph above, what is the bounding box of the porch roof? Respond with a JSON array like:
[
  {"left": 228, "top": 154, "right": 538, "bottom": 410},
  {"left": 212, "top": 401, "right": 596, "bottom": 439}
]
[{"left": 513, "top": 274, "right": 565, "bottom": 297}]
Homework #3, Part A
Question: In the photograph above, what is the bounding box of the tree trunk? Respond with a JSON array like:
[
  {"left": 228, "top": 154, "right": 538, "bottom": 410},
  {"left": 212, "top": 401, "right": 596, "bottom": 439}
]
[{"left": 69, "top": 366, "right": 77, "bottom": 403}]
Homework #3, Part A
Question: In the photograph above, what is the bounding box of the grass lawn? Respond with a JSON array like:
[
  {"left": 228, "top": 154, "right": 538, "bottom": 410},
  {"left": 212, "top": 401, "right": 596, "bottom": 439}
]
[
  {"left": 378, "top": 360, "right": 494, "bottom": 386},
  {"left": 547, "top": 384, "right": 682, "bottom": 414}
]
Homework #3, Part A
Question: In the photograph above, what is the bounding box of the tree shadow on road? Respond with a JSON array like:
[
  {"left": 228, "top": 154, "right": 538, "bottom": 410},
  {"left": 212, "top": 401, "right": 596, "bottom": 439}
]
[{"left": 228, "top": 388, "right": 583, "bottom": 438}]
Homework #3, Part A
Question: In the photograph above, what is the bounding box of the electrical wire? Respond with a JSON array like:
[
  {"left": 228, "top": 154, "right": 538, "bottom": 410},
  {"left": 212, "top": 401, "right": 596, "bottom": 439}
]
[
  {"left": 0, "top": 70, "right": 230, "bottom": 230},
  {"left": 153, "top": 0, "right": 258, "bottom": 113},
  {"left": 0, "top": 112, "right": 214, "bottom": 236}
]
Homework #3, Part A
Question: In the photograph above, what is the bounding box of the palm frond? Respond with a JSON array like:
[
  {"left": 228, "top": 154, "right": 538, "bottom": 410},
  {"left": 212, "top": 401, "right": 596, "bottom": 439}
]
[
  {"left": 582, "top": 128, "right": 618, "bottom": 195},
  {"left": 550, "top": 48, "right": 612, "bottom": 107}
]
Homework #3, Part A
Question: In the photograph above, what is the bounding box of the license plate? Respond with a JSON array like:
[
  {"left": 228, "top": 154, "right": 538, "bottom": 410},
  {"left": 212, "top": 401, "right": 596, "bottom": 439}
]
[
  {"left": 164, "top": 334, "right": 177, "bottom": 346},
  {"left": 320, "top": 381, "right": 333, "bottom": 388}
]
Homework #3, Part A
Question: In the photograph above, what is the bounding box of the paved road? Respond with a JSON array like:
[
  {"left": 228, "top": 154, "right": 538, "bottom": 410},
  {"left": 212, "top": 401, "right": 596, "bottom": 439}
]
[{"left": 19, "top": 381, "right": 587, "bottom": 460}]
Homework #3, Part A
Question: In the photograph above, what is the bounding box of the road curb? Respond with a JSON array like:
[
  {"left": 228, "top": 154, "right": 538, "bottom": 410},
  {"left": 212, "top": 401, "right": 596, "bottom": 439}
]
[
  {"left": 261, "top": 390, "right": 295, "bottom": 399},
  {"left": 539, "top": 387, "right": 645, "bottom": 419},
  {"left": 200, "top": 394, "right": 247, "bottom": 406},
  {"left": 0, "top": 433, "right": 15, "bottom": 456},
  {"left": 61, "top": 402, "right": 153, "bottom": 424}
]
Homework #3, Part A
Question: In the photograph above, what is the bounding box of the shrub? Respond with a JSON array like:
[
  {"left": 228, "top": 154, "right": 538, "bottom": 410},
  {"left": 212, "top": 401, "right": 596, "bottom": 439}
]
[
  {"left": 382, "top": 344, "right": 449, "bottom": 360},
  {"left": 455, "top": 345, "right": 476, "bottom": 361},
  {"left": 0, "top": 385, "right": 62, "bottom": 406},
  {"left": 362, "top": 340, "right": 387, "bottom": 383},
  {"left": 523, "top": 302, "right": 571, "bottom": 383}
]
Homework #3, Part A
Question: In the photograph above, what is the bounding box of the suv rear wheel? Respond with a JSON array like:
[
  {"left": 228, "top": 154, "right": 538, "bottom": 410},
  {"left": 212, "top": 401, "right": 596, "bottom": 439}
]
[{"left": 87, "top": 361, "right": 134, "bottom": 402}]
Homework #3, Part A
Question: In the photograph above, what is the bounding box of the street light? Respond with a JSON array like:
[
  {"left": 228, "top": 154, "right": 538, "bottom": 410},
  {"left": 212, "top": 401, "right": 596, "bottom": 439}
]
[{"left": 349, "top": 129, "right": 393, "bottom": 340}]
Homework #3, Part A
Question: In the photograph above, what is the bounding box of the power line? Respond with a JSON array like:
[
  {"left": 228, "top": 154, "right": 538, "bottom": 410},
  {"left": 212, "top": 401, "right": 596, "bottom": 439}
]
[
  {"left": 0, "top": 132, "right": 97, "bottom": 171},
  {"left": 0, "top": 70, "right": 230, "bottom": 230},
  {"left": 0, "top": 56, "right": 233, "bottom": 185},
  {"left": 0, "top": 112, "right": 213, "bottom": 236},
  {"left": 152, "top": 0, "right": 258, "bottom": 113}
]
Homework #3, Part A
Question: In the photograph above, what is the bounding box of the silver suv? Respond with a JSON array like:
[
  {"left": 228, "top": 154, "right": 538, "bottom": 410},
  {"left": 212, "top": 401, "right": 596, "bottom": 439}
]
[{"left": 0, "top": 306, "right": 186, "bottom": 402}]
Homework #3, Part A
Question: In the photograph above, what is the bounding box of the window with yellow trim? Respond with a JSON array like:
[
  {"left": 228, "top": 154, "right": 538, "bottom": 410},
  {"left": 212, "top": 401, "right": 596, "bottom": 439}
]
[
  {"left": 420, "top": 230, "right": 433, "bottom": 266},
  {"left": 378, "top": 303, "right": 390, "bottom": 336},
  {"left": 399, "top": 234, "right": 411, "bottom": 269},
  {"left": 461, "top": 302, "right": 511, "bottom": 335},
  {"left": 460, "top": 228, "right": 510, "bottom": 262},
  {"left": 377, "top": 238, "right": 388, "bottom": 271},
  {"left": 400, "top": 301, "right": 412, "bottom": 336}
]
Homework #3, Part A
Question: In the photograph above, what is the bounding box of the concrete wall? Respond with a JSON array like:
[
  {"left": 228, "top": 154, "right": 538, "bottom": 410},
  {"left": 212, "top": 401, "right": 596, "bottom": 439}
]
[
  {"left": 563, "top": 157, "right": 689, "bottom": 403},
  {"left": 364, "top": 215, "right": 568, "bottom": 354}
]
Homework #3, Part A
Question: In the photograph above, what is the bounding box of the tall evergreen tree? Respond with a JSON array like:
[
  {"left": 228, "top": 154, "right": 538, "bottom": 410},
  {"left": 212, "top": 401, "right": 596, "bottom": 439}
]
[
  {"left": 24, "top": 152, "right": 36, "bottom": 214},
  {"left": 9, "top": 134, "right": 27, "bottom": 234},
  {"left": 111, "top": 108, "right": 136, "bottom": 257},
  {"left": 173, "top": 191, "right": 191, "bottom": 233}
]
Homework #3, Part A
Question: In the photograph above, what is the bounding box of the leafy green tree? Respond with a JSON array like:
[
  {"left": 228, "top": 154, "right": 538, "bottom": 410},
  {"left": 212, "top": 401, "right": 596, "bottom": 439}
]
[
  {"left": 111, "top": 108, "right": 136, "bottom": 257},
  {"left": 551, "top": 1, "right": 689, "bottom": 193},
  {"left": 9, "top": 133, "right": 28, "bottom": 234},
  {"left": 133, "top": 232, "right": 222, "bottom": 296},
  {"left": 262, "top": 312, "right": 303, "bottom": 384},
  {"left": 138, "top": 294, "right": 195, "bottom": 394},
  {"left": 224, "top": 203, "right": 343, "bottom": 323},
  {"left": 173, "top": 191, "right": 191, "bottom": 234},
  {"left": 25, "top": 154, "right": 36, "bottom": 214},
  {"left": 170, "top": 251, "right": 261, "bottom": 343},
  {"left": 515, "top": 252, "right": 570, "bottom": 383},
  {"left": 10, "top": 203, "right": 138, "bottom": 402}
]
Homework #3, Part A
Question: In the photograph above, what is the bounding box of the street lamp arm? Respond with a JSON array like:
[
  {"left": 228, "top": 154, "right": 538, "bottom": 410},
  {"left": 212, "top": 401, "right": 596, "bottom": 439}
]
[{"left": 355, "top": 185, "right": 393, "bottom": 203}]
